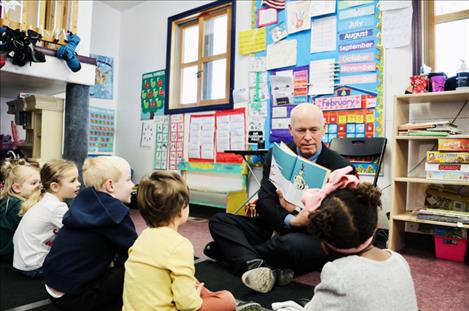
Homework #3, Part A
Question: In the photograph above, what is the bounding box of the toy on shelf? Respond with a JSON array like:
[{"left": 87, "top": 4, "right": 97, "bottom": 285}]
[{"left": 55, "top": 32, "right": 81, "bottom": 72}]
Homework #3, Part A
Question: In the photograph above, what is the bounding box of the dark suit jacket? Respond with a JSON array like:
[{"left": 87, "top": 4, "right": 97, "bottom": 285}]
[{"left": 256, "top": 142, "right": 354, "bottom": 233}]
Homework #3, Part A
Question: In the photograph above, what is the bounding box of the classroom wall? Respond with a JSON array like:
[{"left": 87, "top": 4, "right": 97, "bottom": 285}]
[
  {"left": 88, "top": 1, "right": 122, "bottom": 141},
  {"left": 113, "top": 1, "right": 250, "bottom": 178}
]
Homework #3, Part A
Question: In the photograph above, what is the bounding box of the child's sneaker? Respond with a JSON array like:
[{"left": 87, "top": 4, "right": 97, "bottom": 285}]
[
  {"left": 241, "top": 267, "right": 275, "bottom": 293},
  {"left": 236, "top": 301, "right": 262, "bottom": 311}
]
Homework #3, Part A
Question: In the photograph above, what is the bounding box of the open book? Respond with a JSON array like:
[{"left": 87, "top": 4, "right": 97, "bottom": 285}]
[{"left": 269, "top": 142, "right": 330, "bottom": 209}]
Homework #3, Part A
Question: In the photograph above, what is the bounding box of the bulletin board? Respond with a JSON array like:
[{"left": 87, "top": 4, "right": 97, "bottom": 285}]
[{"left": 248, "top": 0, "right": 384, "bottom": 174}]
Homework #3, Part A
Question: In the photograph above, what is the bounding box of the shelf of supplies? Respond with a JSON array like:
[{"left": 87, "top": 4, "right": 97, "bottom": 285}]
[
  {"left": 396, "top": 134, "right": 469, "bottom": 140},
  {"left": 393, "top": 212, "right": 469, "bottom": 229},
  {"left": 395, "top": 90, "right": 469, "bottom": 104},
  {"left": 394, "top": 177, "right": 469, "bottom": 186}
]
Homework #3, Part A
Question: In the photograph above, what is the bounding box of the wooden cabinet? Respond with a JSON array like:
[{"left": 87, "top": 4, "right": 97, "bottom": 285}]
[
  {"left": 389, "top": 90, "right": 469, "bottom": 251},
  {"left": 7, "top": 95, "right": 64, "bottom": 164}
]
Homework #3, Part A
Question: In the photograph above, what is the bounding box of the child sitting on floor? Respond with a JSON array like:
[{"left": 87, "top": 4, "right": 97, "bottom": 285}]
[
  {"left": 123, "top": 171, "right": 261, "bottom": 311},
  {"left": 0, "top": 160, "right": 40, "bottom": 263},
  {"left": 271, "top": 167, "right": 418, "bottom": 311},
  {"left": 12, "top": 159, "right": 80, "bottom": 278},
  {"left": 43, "top": 156, "right": 138, "bottom": 311}
]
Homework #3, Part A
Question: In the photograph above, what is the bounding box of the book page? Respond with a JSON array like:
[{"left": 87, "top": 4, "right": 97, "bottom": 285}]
[
  {"left": 285, "top": 157, "right": 330, "bottom": 207},
  {"left": 270, "top": 143, "right": 298, "bottom": 191}
]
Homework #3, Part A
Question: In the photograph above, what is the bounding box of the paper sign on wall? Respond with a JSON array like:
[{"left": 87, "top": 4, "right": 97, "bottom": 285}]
[
  {"left": 239, "top": 28, "right": 266, "bottom": 55},
  {"left": 267, "top": 39, "right": 297, "bottom": 70}
]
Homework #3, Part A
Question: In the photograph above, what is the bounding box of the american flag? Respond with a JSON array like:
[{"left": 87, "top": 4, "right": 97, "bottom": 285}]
[{"left": 262, "top": 0, "right": 285, "bottom": 10}]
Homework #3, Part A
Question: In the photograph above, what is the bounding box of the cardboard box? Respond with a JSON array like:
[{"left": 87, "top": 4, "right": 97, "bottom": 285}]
[
  {"left": 427, "top": 151, "right": 469, "bottom": 164},
  {"left": 426, "top": 170, "right": 469, "bottom": 181},
  {"left": 438, "top": 138, "right": 469, "bottom": 151}
]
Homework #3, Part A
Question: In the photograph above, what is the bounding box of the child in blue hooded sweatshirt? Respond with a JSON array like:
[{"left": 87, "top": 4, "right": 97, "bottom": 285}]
[{"left": 43, "top": 156, "right": 137, "bottom": 311}]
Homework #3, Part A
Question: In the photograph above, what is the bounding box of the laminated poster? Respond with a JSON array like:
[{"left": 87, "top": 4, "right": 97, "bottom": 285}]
[
  {"left": 88, "top": 106, "right": 115, "bottom": 154},
  {"left": 89, "top": 54, "right": 113, "bottom": 100},
  {"left": 153, "top": 115, "right": 169, "bottom": 170},
  {"left": 141, "top": 70, "right": 165, "bottom": 120},
  {"left": 168, "top": 115, "right": 185, "bottom": 170}
]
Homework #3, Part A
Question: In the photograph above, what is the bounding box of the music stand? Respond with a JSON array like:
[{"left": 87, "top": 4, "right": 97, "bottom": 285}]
[{"left": 223, "top": 149, "right": 268, "bottom": 215}]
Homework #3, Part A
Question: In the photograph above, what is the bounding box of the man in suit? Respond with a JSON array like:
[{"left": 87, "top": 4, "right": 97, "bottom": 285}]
[{"left": 205, "top": 103, "right": 354, "bottom": 292}]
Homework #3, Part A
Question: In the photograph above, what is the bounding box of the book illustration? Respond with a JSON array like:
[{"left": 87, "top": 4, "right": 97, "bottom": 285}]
[
  {"left": 270, "top": 142, "right": 330, "bottom": 208},
  {"left": 293, "top": 164, "right": 308, "bottom": 190}
]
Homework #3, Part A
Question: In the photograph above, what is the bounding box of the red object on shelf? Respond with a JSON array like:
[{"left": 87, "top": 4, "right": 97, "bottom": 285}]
[{"left": 434, "top": 235, "right": 467, "bottom": 262}]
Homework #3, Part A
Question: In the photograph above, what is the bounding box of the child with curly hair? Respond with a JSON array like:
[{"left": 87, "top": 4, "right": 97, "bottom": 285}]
[{"left": 272, "top": 167, "right": 418, "bottom": 311}]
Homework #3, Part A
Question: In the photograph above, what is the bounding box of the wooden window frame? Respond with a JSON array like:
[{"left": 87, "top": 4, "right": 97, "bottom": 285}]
[
  {"left": 165, "top": 0, "right": 236, "bottom": 114},
  {"left": 424, "top": 1, "right": 469, "bottom": 70}
]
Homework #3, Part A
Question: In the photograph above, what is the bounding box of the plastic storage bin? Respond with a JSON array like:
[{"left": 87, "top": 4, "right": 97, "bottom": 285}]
[{"left": 434, "top": 235, "right": 467, "bottom": 262}]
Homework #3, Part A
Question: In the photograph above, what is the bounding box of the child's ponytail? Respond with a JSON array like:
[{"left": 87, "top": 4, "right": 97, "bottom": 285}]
[{"left": 18, "top": 188, "right": 43, "bottom": 216}]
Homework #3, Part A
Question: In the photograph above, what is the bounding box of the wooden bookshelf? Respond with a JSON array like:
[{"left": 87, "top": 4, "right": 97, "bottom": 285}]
[{"left": 389, "top": 90, "right": 469, "bottom": 251}]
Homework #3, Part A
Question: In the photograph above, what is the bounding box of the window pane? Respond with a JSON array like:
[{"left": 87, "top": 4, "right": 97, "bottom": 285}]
[
  {"left": 434, "top": 1, "right": 469, "bottom": 16},
  {"left": 435, "top": 19, "right": 469, "bottom": 76},
  {"left": 181, "top": 66, "right": 198, "bottom": 104},
  {"left": 182, "top": 25, "right": 199, "bottom": 63},
  {"left": 204, "top": 14, "right": 227, "bottom": 56},
  {"left": 203, "top": 59, "right": 226, "bottom": 100}
]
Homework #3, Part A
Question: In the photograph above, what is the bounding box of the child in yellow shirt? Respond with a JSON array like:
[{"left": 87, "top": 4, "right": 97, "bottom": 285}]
[{"left": 123, "top": 171, "right": 261, "bottom": 311}]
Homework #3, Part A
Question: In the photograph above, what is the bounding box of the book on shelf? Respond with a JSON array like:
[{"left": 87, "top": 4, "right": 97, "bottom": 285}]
[
  {"left": 425, "top": 163, "right": 469, "bottom": 172},
  {"left": 438, "top": 138, "right": 469, "bottom": 151},
  {"left": 427, "top": 151, "right": 469, "bottom": 164},
  {"left": 426, "top": 170, "right": 469, "bottom": 181},
  {"left": 398, "top": 120, "right": 452, "bottom": 131},
  {"left": 416, "top": 213, "right": 469, "bottom": 225},
  {"left": 414, "top": 208, "right": 469, "bottom": 224},
  {"left": 399, "top": 130, "right": 449, "bottom": 137},
  {"left": 270, "top": 142, "right": 330, "bottom": 209}
]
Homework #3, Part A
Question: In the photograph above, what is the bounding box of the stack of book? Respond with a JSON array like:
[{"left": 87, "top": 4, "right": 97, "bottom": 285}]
[
  {"left": 425, "top": 139, "right": 469, "bottom": 181},
  {"left": 398, "top": 120, "right": 462, "bottom": 136},
  {"left": 415, "top": 185, "right": 469, "bottom": 224}
]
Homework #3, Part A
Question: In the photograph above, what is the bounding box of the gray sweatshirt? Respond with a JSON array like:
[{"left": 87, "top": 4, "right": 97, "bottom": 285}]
[{"left": 305, "top": 250, "right": 418, "bottom": 311}]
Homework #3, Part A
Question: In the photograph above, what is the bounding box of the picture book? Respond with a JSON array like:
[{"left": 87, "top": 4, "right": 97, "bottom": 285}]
[{"left": 269, "top": 142, "right": 330, "bottom": 208}]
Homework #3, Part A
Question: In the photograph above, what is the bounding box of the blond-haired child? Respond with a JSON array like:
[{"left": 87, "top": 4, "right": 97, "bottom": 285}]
[
  {"left": 123, "top": 171, "right": 261, "bottom": 311},
  {"left": 0, "top": 160, "right": 40, "bottom": 262},
  {"left": 12, "top": 159, "right": 80, "bottom": 277},
  {"left": 43, "top": 156, "right": 137, "bottom": 311}
]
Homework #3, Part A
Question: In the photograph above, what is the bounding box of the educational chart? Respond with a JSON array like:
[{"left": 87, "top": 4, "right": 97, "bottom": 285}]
[
  {"left": 250, "top": 0, "right": 383, "bottom": 175},
  {"left": 88, "top": 106, "right": 115, "bottom": 154},
  {"left": 153, "top": 115, "right": 169, "bottom": 170},
  {"left": 215, "top": 108, "right": 246, "bottom": 163},
  {"left": 168, "top": 114, "right": 185, "bottom": 170},
  {"left": 89, "top": 54, "right": 114, "bottom": 100},
  {"left": 188, "top": 114, "right": 215, "bottom": 162},
  {"left": 141, "top": 70, "right": 166, "bottom": 120}
]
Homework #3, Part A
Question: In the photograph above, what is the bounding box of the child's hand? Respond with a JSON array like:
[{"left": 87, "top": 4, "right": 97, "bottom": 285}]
[
  {"left": 196, "top": 282, "right": 204, "bottom": 295},
  {"left": 289, "top": 209, "right": 311, "bottom": 227}
]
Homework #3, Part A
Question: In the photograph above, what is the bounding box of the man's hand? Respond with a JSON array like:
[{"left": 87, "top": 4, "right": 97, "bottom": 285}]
[
  {"left": 276, "top": 189, "right": 297, "bottom": 213},
  {"left": 289, "top": 208, "right": 311, "bottom": 227}
]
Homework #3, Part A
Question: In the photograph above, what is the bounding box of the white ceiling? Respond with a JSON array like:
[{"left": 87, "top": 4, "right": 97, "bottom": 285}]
[{"left": 102, "top": 1, "right": 145, "bottom": 12}]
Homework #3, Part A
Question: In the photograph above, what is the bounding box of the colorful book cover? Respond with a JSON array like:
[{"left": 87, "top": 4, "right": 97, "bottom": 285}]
[
  {"left": 427, "top": 151, "right": 469, "bottom": 164},
  {"left": 269, "top": 142, "right": 330, "bottom": 208},
  {"left": 425, "top": 163, "right": 469, "bottom": 172},
  {"left": 438, "top": 139, "right": 469, "bottom": 152}
]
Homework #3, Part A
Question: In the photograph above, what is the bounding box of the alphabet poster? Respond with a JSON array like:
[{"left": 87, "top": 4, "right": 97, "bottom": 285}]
[{"left": 88, "top": 106, "right": 115, "bottom": 154}]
